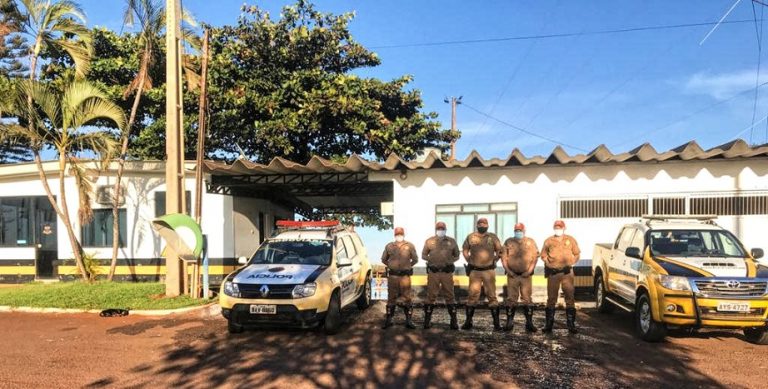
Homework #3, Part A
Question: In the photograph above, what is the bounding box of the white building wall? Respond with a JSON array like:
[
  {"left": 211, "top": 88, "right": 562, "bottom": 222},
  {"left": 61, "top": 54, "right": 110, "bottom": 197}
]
[{"left": 373, "top": 160, "right": 768, "bottom": 263}]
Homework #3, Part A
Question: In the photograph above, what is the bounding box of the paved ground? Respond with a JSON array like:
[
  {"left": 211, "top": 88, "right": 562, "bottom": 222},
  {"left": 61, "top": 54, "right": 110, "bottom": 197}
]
[{"left": 0, "top": 302, "right": 765, "bottom": 389}]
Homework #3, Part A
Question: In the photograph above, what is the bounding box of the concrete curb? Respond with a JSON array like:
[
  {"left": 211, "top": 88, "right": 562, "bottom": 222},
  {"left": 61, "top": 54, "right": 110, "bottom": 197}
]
[{"left": 0, "top": 302, "right": 218, "bottom": 316}]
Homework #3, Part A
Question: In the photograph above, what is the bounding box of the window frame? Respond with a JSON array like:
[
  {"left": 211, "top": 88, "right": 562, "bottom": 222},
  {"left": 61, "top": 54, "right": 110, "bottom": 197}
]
[
  {"left": 435, "top": 202, "right": 518, "bottom": 241},
  {"left": 81, "top": 208, "right": 127, "bottom": 248}
]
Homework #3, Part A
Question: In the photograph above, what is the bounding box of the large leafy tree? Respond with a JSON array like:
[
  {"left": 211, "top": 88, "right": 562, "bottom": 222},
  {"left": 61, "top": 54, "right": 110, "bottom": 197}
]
[
  {"left": 0, "top": 80, "right": 124, "bottom": 280},
  {"left": 204, "top": 1, "right": 453, "bottom": 163},
  {"left": 0, "top": 0, "right": 31, "bottom": 162}
]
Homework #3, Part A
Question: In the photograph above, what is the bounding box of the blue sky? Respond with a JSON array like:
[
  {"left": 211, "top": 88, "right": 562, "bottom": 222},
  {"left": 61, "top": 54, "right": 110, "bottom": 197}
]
[{"left": 77, "top": 0, "right": 768, "bottom": 258}]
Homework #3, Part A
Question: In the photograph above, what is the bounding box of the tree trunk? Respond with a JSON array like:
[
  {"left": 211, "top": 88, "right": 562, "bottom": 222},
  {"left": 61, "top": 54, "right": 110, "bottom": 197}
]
[
  {"left": 32, "top": 151, "right": 88, "bottom": 281},
  {"left": 108, "top": 49, "right": 150, "bottom": 281},
  {"left": 57, "top": 153, "right": 89, "bottom": 281}
]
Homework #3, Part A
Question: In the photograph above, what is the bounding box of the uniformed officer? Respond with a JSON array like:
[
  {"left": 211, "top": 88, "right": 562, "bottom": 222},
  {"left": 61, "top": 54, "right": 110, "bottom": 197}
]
[
  {"left": 381, "top": 226, "right": 419, "bottom": 330},
  {"left": 540, "top": 220, "right": 581, "bottom": 334},
  {"left": 462, "top": 218, "right": 504, "bottom": 331},
  {"left": 501, "top": 222, "right": 539, "bottom": 332},
  {"left": 422, "top": 221, "right": 461, "bottom": 330}
]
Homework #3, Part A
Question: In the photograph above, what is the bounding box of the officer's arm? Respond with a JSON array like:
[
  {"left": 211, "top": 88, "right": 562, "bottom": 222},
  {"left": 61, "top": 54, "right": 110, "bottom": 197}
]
[
  {"left": 451, "top": 240, "right": 460, "bottom": 262},
  {"left": 462, "top": 238, "right": 471, "bottom": 261},
  {"left": 540, "top": 240, "right": 551, "bottom": 266},
  {"left": 501, "top": 246, "right": 512, "bottom": 274},
  {"left": 494, "top": 236, "right": 504, "bottom": 259},
  {"left": 421, "top": 241, "right": 430, "bottom": 263},
  {"left": 527, "top": 241, "right": 540, "bottom": 275},
  {"left": 409, "top": 244, "right": 419, "bottom": 267},
  {"left": 381, "top": 246, "right": 390, "bottom": 267},
  {"left": 571, "top": 238, "right": 581, "bottom": 265}
]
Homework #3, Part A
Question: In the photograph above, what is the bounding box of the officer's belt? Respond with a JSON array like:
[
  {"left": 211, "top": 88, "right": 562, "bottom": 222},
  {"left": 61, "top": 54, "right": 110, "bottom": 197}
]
[
  {"left": 388, "top": 268, "right": 413, "bottom": 276},
  {"left": 508, "top": 270, "right": 527, "bottom": 277},
  {"left": 544, "top": 265, "right": 572, "bottom": 278},
  {"left": 467, "top": 264, "right": 496, "bottom": 272},
  {"left": 427, "top": 264, "right": 455, "bottom": 273}
]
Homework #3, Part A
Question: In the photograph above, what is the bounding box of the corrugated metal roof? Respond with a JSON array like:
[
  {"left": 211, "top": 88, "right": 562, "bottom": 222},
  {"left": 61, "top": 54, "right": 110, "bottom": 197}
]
[{"left": 203, "top": 139, "right": 768, "bottom": 176}]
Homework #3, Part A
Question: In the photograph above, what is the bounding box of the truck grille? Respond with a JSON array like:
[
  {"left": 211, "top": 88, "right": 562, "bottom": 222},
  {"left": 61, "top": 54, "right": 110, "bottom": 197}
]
[
  {"left": 693, "top": 280, "right": 767, "bottom": 297},
  {"left": 237, "top": 283, "right": 296, "bottom": 299},
  {"left": 698, "top": 307, "right": 766, "bottom": 321}
]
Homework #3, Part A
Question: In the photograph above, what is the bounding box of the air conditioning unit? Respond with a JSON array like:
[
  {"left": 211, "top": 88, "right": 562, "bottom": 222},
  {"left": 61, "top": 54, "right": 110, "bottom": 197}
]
[{"left": 95, "top": 185, "right": 124, "bottom": 205}]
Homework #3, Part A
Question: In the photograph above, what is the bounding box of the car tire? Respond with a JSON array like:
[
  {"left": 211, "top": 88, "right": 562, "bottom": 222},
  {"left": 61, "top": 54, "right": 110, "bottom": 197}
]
[
  {"left": 595, "top": 274, "right": 614, "bottom": 314},
  {"left": 356, "top": 274, "right": 372, "bottom": 310},
  {"left": 323, "top": 291, "right": 342, "bottom": 335},
  {"left": 744, "top": 327, "right": 768, "bottom": 345},
  {"left": 227, "top": 319, "right": 244, "bottom": 334},
  {"left": 635, "top": 293, "right": 667, "bottom": 342}
]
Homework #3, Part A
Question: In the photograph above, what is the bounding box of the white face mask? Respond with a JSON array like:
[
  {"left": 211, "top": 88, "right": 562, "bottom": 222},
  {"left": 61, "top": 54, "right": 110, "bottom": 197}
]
[
  {"left": 395, "top": 235, "right": 404, "bottom": 243},
  {"left": 436, "top": 230, "right": 446, "bottom": 238},
  {"left": 554, "top": 229, "right": 564, "bottom": 237}
]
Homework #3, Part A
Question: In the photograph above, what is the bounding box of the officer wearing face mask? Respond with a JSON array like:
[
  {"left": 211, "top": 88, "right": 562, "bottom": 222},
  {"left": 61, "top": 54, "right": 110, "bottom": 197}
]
[
  {"left": 501, "top": 223, "right": 539, "bottom": 332},
  {"left": 381, "top": 227, "right": 419, "bottom": 330},
  {"left": 421, "top": 221, "right": 460, "bottom": 329},
  {"left": 541, "top": 220, "right": 581, "bottom": 334},
  {"left": 462, "top": 218, "right": 504, "bottom": 331}
]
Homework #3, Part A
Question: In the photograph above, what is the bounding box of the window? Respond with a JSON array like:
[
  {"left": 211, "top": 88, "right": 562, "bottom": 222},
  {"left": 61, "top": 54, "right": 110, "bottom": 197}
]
[
  {"left": 82, "top": 209, "right": 127, "bottom": 247},
  {"left": 653, "top": 197, "right": 685, "bottom": 215},
  {"left": 342, "top": 236, "right": 357, "bottom": 258},
  {"left": 560, "top": 198, "right": 647, "bottom": 218},
  {"left": 615, "top": 228, "right": 635, "bottom": 251},
  {"left": 630, "top": 228, "right": 645, "bottom": 250},
  {"left": 648, "top": 230, "right": 745, "bottom": 258},
  {"left": 249, "top": 240, "right": 332, "bottom": 265},
  {"left": 155, "top": 191, "right": 192, "bottom": 217},
  {"left": 336, "top": 242, "right": 348, "bottom": 261},
  {"left": 435, "top": 203, "right": 517, "bottom": 241},
  {"left": 0, "top": 197, "right": 55, "bottom": 247},
  {"left": 690, "top": 195, "right": 768, "bottom": 216}
]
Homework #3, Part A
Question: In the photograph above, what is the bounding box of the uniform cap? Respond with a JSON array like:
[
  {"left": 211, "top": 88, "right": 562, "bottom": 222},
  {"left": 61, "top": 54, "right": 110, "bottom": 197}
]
[
  {"left": 394, "top": 227, "right": 405, "bottom": 235},
  {"left": 514, "top": 223, "right": 525, "bottom": 231},
  {"left": 435, "top": 221, "right": 447, "bottom": 230},
  {"left": 476, "top": 217, "right": 489, "bottom": 225},
  {"left": 553, "top": 220, "right": 566, "bottom": 229}
]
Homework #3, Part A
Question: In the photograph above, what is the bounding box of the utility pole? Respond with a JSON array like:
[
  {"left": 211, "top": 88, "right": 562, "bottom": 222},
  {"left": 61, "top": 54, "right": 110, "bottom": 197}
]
[
  {"left": 165, "top": 0, "right": 184, "bottom": 297},
  {"left": 194, "top": 29, "right": 209, "bottom": 225},
  {"left": 444, "top": 96, "right": 462, "bottom": 161}
]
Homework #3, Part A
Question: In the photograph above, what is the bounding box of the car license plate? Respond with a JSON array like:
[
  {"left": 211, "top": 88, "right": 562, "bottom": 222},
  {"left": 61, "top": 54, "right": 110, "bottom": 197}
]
[
  {"left": 249, "top": 304, "right": 277, "bottom": 315},
  {"left": 717, "top": 302, "right": 750, "bottom": 313}
]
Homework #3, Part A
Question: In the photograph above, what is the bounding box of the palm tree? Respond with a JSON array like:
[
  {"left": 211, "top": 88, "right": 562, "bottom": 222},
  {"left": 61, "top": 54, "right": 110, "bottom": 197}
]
[
  {"left": 108, "top": 0, "right": 198, "bottom": 280},
  {"left": 17, "top": 0, "right": 92, "bottom": 80},
  {"left": 0, "top": 80, "right": 125, "bottom": 280}
]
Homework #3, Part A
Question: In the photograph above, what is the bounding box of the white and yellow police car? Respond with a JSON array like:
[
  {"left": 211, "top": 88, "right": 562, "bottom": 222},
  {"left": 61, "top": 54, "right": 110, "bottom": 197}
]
[{"left": 220, "top": 221, "right": 372, "bottom": 334}]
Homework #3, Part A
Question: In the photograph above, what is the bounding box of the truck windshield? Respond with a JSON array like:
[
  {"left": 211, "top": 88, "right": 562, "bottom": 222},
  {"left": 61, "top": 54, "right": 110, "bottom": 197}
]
[
  {"left": 648, "top": 230, "right": 745, "bottom": 258},
  {"left": 250, "top": 240, "right": 332, "bottom": 266}
]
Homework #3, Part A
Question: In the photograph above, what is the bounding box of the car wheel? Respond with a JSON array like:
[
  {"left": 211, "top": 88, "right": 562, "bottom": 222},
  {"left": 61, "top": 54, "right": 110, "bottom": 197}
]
[
  {"left": 227, "top": 319, "right": 244, "bottom": 334},
  {"left": 323, "top": 291, "right": 342, "bottom": 335},
  {"left": 744, "top": 327, "right": 768, "bottom": 345},
  {"left": 595, "top": 274, "right": 614, "bottom": 314},
  {"left": 356, "top": 274, "right": 372, "bottom": 310},
  {"left": 635, "top": 293, "right": 667, "bottom": 342}
]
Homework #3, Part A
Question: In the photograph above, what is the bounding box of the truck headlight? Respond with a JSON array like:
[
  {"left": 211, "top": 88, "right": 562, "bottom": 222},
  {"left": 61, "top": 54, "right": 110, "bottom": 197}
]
[
  {"left": 223, "top": 281, "right": 241, "bottom": 298},
  {"left": 292, "top": 282, "right": 317, "bottom": 298},
  {"left": 658, "top": 275, "right": 691, "bottom": 291}
]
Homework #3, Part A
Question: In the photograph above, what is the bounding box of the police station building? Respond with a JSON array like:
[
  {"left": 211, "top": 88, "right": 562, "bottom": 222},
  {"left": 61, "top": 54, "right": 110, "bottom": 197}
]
[{"left": 1, "top": 139, "right": 767, "bottom": 285}]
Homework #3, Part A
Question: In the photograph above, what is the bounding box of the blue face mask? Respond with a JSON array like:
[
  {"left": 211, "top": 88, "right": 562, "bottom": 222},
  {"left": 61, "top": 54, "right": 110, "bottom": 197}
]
[{"left": 514, "top": 231, "right": 524, "bottom": 239}]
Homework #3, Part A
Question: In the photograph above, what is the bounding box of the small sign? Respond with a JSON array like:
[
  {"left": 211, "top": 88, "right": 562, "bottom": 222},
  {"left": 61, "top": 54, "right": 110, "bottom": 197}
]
[
  {"left": 42, "top": 224, "right": 53, "bottom": 235},
  {"left": 371, "top": 276, "right": 388, "bottom": 300}
]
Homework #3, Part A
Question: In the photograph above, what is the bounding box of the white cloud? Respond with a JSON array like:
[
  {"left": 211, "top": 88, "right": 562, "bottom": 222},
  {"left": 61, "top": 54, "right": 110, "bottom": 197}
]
[{"left": 684, "top": 69, "right": 768, "bottom": 100}]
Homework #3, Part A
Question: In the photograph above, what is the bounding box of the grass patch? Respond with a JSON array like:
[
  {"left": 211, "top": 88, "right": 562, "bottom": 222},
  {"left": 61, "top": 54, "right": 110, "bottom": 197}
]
[{"left": 0, "top": 282, "right": 212, "bottom": 310}]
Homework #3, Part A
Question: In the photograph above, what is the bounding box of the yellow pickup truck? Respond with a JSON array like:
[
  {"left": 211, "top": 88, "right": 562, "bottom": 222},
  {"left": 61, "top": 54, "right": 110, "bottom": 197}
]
[{"left": 592, "top": 215, "right": 768, "bottom": 344}]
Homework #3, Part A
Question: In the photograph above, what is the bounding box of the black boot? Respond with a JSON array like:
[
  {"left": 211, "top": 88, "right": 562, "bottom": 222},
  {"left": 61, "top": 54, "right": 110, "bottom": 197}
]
[
  {"left": 503, "top": 306, "right": 516, "bottom": 332},
  {"left": 491, "top": 306, "right": 503, "bottom": 331},
  {"left": 403, "top": 305, "right": 416, "bottom": 329},
  {"left": 566, "top": 307, "right": 578, "bottom": 334},
  {"left": 447, "top": 304, "right": 459, "bottom": 330},
  {"left": 461, "top": 306, "right": 475, "bottom": 330},
  {"left": 382, "top": 305, "right": 395, "bottom": 329},
  {"left": 543, "top": 307, "right": 555, "bottom": 333},
  {"left": 524, "top": 306, "right": 538, "bottom": 333},
  {"left": 423, "top": 304, "right": 434, "bottom": 329}
]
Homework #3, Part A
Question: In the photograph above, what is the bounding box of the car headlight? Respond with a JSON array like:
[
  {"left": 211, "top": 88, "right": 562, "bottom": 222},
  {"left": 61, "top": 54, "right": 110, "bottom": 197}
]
[
  {"left": 292, "top": 282, "right": 317, "bottom": 298},
  {"left": 658, "top": 275, "right": 691, "bottom": 291},
  {"left": 223, "top": 281, "right": 241, "bottom": 298}
]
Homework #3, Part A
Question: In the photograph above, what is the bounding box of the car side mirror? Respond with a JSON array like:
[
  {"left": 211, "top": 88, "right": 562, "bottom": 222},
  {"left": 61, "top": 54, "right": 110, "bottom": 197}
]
[
  {"left": 625, "top": 247, "right": 642, "bottom": 259},
  {"left": 237, "top": 256, "right": 248, "bottom": 265},
  {"left": 751, "top": 248, "right": 764, "bottom": 259},
  {"left": 337, "top": 257, "right": 352, "bottom": 267}
]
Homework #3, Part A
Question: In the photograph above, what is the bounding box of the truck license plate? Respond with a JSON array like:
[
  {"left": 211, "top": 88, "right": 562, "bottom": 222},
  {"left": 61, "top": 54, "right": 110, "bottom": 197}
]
[
  {"left": 249, "top": 304, "right": 277, "bottom": 315},
  {"left": 717, "top": 302, "right": 750, "bottom": 313}
]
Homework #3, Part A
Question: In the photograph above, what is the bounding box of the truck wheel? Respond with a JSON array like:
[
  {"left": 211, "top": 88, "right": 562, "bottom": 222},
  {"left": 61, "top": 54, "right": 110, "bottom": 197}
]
[
  {"left": 227, "top": 319, "right": 244, "bottom": 334},
  {"left": 595, "top": 274, "right": 614, "bottom": 313},
  {"left": 636, "top": 293, "right": 667, "bottom": 342},
  {"left": 323, "top": 291, "right": 342, "bottom": 335},
  {"left": 356, "top": 274, "right": 372, "bottom": 310},
  {"left": 744, "top": 327, "right": 768, "bottom": 345}
]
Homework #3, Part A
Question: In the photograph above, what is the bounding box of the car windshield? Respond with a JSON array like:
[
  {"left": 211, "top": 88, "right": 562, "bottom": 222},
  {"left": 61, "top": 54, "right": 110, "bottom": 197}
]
[
  {"left": 250, "top": 240, "right": 332, "bottom": 266},
  {"left": 649, "top": 229, "right": 745, "bottom": 258}
]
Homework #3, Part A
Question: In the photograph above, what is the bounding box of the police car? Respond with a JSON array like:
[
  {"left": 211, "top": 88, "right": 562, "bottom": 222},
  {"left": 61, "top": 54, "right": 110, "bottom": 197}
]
[{"left": 220, "top": 220, "right": 372, "bottom": 334}]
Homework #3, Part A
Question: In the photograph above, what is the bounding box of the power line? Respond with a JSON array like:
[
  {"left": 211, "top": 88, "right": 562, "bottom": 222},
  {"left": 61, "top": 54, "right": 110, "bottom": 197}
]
[
  {"left": 369, "top": 19, "right": 761, "bottom": 49},
  {"left": 461, "top": 102, "right": 588, "bottom": 152},
  {"left": 750, "top": 0, "right": 763, "bottom": 144},
  {"left": 700, "top": 0, "right": 743, "bottom": 45}
]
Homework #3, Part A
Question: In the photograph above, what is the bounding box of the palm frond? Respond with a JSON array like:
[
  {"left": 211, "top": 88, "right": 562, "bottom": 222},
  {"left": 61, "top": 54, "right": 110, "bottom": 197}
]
[
  {"left": 53, "top": 37, "right": 92, "bottom": 78},
  {"left": 69, "top": 131, "right": 118, "bottom": 162},
  {"left": 62, "top": 80, "right": 108, "bottom": 118},
  {"left": 70, "top": 97, "right": 126, "bottom": 132}
]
